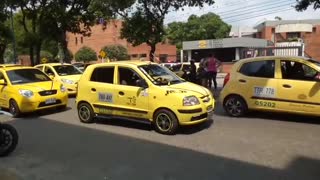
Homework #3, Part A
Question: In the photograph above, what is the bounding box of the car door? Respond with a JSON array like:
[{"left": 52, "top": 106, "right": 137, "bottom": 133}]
[
  {"left": 112, "top": 65, "right": 149, "bottom": 119},
  {"left": 236, "top": 59, "right": 279, "bottom": 110},
  {"left": 89, "top": 66, "right": 117, "bottom": 116},
  {"left": 0, "top": 71, "right": 7, "bottom": 107},
  {"left": 277, "top": 59, "right": 320, "bottom": 113}
]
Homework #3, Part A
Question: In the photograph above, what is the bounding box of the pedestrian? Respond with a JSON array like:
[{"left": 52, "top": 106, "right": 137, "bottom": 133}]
[
  {"left": 189, "top": 59, "right": 197, "bottom": 83},
  {"left": 206, "top": 53, "right": 221, "bottom": 89},
  {"left": 198, "top": 58, "right": 208, "bottom": 87}
]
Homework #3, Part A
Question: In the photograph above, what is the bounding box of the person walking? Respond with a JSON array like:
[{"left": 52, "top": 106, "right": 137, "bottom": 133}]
[
  {"left": 189, "top": 59, "right": 197, "bottom": 83},
  {"left": 206, "top": 53, "right": 221, "bottom": 89}
]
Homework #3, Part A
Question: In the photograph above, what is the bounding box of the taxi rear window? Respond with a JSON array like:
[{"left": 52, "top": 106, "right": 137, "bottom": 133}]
[{"left": 239, "top": 60, "right": 275, "bottom": 78}]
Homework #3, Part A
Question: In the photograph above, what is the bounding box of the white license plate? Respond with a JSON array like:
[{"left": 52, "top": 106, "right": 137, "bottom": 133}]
[{"left": 45, "top": 98, "right": 56, "bottom": 104}]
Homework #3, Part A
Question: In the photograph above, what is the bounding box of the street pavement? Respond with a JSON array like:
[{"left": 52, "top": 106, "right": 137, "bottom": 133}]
[{"left": 1, "top": 87, "right": 320, "bottom": 179}]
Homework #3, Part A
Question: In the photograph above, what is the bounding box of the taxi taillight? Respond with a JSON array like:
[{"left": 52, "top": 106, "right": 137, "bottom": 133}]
[{"left": 223, "top": 73, "right": 230, "bottom": 87}]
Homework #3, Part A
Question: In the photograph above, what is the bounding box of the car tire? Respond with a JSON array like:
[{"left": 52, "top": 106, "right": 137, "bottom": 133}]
[
  {"left": 153, "top": 109, "right": 179, "bottom": 135},
  {"left": 223, "top": 95, "right": 248, "bottom": 117},
  {"left": 9, "top": 99, "right": 21, "bottom": 118},
  {"left": 77, "top": 102, "right": 95, "bottom": 123}
]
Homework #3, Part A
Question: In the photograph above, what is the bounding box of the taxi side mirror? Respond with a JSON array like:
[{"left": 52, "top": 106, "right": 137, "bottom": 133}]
[
  {"left": 315, "top": 73, "right": 320, "bottom": 82},
  {"left": 0, "top": 79, "right": 6, "bottom": 85},
  {"left": 136, "top": 79, "right": 148, "bottom": 89}
]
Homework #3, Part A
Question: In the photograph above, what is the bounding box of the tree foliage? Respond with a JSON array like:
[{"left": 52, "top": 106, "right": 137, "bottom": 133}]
[
  {"left": 75, "top": 46, "right": 97, "bottom": 62},
  {"left": 120, "top": 0, "right": 215, "bottom": 61},
  {"left": 295, "top": 0, "right": 320, "bottom": 11},
  {"left": 166, "top": 13, "right": 231, "bottom": 50},
  {"left": 101, "top": 44, "right": 129, "bottom": 60},
  {"left": 0, "top": 1, "right": 12, "bottom": 63}
]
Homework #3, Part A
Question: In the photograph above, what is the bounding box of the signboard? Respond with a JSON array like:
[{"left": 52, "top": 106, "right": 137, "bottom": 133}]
[
  {"left": 41, "top": 57, "right": 48, "bottom": 64},
  {"left": 99, "top": 50, "right": 106, "bottom": 58},
  {"left": 198, "top": 40, "right": 207, "bottom": 48}
]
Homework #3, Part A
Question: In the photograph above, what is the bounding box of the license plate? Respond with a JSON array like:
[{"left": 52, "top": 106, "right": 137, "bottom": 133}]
[{"left": 45, "top": 98, "right": 56, "bottom": 104}]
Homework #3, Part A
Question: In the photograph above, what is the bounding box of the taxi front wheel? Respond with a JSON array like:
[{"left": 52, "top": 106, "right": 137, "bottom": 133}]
[
  {"left": 9, "top": 100, "right": 21, "bottom": 118},
  {"left": 153, "top": 109, "right": 178, "bottom": 135},
  {"left": 78, "top": 102, "right": 95, "bottom": 123},
  {"left": 223, "top": 95, "right": 248, "bottom": 117}
]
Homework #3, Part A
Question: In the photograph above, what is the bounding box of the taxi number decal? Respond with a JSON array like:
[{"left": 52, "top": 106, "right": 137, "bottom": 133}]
[
  {"left": 98, "top": 93, "right": 113, "bottom": 103},
  {"left": 255, "top": 101, "right": 276, "bottom": 108},
  {"left": 254, "top": 87, "right": 276, "bottom": 98}
]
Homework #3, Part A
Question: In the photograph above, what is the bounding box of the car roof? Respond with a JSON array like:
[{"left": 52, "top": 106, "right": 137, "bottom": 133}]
[
  {"left": 236, "top": 56, "right": 311, "bottom": 63},
  {"left": 92, "top": 60, "right": 157, "bottom": 68},
  {"left": 0, "top": 66, "right": 37, "bottom": 71},
  {"left": 36, "top": 63, "right": 72, "bottom": 66},
  {"left": 0, "top": 64, "right": 26, "bottom": 68}
]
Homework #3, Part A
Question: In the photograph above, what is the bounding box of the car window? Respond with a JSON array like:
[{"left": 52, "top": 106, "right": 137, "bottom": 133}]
[
  {"left": 281, "top": 60, "right": 318, "bottom": 81},
  {"left": 239, "top": 60, "right": 275, "bottom": 78},
  {"left": 171, "top": 64, "right": 182, "bottom": 72},
  {"left": 44, "top": 66, "right": 55, "bottom": 76},
  {"left": 36, "top": 66, "right": 43, "bottom": 70},
  {"left": 90, "top": 67, "right": 114, "bottom": 84},
  {"left": 118, "top": 67, "right": 142, "bottom": 87},
  {"left": 7, "top": 69, "right": 51, "bottom": 85},
  {"left": 53, "top": 65, "right": 82, "bottom": 76}
]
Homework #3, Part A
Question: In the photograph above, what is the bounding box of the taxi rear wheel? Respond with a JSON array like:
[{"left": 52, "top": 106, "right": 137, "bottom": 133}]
[
  {"left": 78, "top": 102, "right": 94, "bottom": 123},
  {"left": 9, "top": 100, "right": 21, "bottom": 118},
  {"left": 223, "top": 95, "right": 248, "bottom": 117},
  {"left": 153, "top": 109, "right": 178, "bottom": 135}
]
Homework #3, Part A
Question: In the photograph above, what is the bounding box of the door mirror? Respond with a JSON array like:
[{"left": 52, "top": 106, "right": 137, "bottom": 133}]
[
  {"left": 136, "top": 79, "right": 148, "bottom": 89},
  {"left": 0, "top": 79, "right": 7, "bottom": 85},
  {"left": 314, "top": 73, "right": 320, "bottom": 82}
]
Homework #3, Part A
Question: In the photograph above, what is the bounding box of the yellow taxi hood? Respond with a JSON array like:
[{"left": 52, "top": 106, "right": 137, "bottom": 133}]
[
  {"left": 13, "top": 81, "right": 60, "bottom": 92},
  {"left": 164, "top": 82, "right": 211, "bottom": 97},
  {"left": 59, "top": 74, "right": 81, "bottom": 82}
]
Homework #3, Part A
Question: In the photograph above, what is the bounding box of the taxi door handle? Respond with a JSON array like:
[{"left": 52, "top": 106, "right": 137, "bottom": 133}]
[
  {"left": 91, "top": 88, "right": 96, "bottom": 92},
  {"left": 239, "top": 79, "right": 246, "bottom": 83},
  {"left": 119, "top": 91, "right": 125, "bottom": 96},
  {"left": 283, "top": 84, "right": 291, "bottom": 88}
]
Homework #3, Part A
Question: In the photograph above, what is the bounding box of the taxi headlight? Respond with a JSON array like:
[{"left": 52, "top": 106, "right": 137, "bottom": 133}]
[
  {"left": 60, "top": 84, "right": 67, "bottom": 92},
  {"left": 183, "top": 96, "right": 200, "bottom": 106},
  {"left": 61, "top": 79, "right": 74, "bottom": 84},
  {"left": 19, "top": 89, "right": 34, "bottom": 98}
]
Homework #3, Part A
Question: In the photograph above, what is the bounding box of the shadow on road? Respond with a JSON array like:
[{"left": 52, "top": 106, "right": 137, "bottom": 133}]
[
  {"left": 95, "top": 117, "right": 214, "bottom": 135},
  {"left": 1, "top": 118, "right": 319, "bottom": 180},
  {"left": 13, "top": 106, "right": 72, "bottom": 119}
]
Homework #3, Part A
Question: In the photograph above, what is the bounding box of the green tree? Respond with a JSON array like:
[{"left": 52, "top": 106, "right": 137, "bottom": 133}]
[
  {"left": 101, "top": 44, "right": 129, "bottom": 60},
  {"left": 120, "top": 0, "right": 214, "bottom": 61},
  {"left": 295, "top": 0, "right": 320, "bottom": 11},
  {"left": 0, "top": 1, "right": 12, "bottom": 63},
  {"left": 166, "top": 13, "right": 231, "bottom": 50},
  {"left": 75, "top": 46, "right": 97, "bottom": 62}
]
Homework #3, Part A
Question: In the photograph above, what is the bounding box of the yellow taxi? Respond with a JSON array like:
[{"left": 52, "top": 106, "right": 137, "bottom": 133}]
[
  {"left": 221, "top": 56, "right": 320, "bottom": 117},
  {"left": 35, "top": 63, "right": 82, "bottom": 95},
  {"left": 0, "top": 66, "right": 68, "bottom": 117},
  {"left": 76, "top": 60, "right": 214, "bottom": 135},
  {"left": 167, "top": 62, "right": 200, "bottom": 77}
]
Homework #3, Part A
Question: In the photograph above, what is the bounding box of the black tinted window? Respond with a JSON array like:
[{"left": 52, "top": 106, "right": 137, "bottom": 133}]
[
  {"left": 239, "top": 60, "right": 275, "bottom": 78},
  {"left": 118, "top": 67, "right": 141, "bottom": 87},
  {"left": 90, "top": 67, "right": 114, "bottom": 84}
]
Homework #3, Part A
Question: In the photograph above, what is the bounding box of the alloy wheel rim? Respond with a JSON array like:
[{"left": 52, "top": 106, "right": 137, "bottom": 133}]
[
  {"left": 226, "top": 98, "right": 243, "bottom": 116},
  {"left": 79, "top": 106, "right": 90, "bottom": 121},
  {"left": 156, "top": 113, "right": 172, "bottom": 132},
  {"left": 9, "top": 102, "right": 16, "bottom": 115}
]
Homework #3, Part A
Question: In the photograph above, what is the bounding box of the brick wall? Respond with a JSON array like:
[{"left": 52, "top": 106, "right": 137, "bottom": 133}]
[
  {"left": 258, "top": 25, "right": 320, "bottom": 60},
  {"left": 67, "top": 20, "right": 177, "bottom": 62}
]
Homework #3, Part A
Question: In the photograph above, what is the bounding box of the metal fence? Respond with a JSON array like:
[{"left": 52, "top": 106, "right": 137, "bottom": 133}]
[{"left": 240, "top": 45, "right": 304, "bottom": 59}]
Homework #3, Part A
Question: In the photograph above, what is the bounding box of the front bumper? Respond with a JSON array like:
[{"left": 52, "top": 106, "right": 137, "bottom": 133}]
[
  {"left": 18, "top": 93, "right": 68, "bottom": 113},
  {"left": 64, "top": 83, "right": 78, "bottom": 95},
  {"left": 176, "top": 100, "right": 215, "bottom": 126}
]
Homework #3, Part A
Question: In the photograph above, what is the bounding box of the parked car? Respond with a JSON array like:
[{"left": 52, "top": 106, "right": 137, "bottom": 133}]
[
  {"left": 35, "top": 63, "right": 82, "bottom": 95},
  {"left": 221, "top": 56, "right": 320, "bottom": 117},
  {"left": 76, "top": 60, "right": 214, "bottom": 135},
  {"left": 0, "top": 66, "right": 68, "bottom": 117}
]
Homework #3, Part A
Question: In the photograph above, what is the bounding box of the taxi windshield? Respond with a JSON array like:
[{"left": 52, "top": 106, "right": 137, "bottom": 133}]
[
  {"left": 7, "top": 69, "right": 51, "bottom": 85},
  {"left": 139, "top": 64, "right": 184, "bottom": 85},
  {"left": 53, "top": 65, "right": 82, "bottom": 76}
]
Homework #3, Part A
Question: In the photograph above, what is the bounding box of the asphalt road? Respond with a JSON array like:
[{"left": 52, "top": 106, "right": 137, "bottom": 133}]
[{"left": 1, "top": 94, "right": 320, "bottom": 180}]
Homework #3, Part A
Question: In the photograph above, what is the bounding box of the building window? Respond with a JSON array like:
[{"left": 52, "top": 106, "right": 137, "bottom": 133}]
[
  {"left": 313, "top": 27, "right": 317, "bottom": 33},
  {"left": 81, "top": 37, "right": 83, "bottom": 44},
  {"left": 131, "top": 54, "right": 138, "bottom": 58},
  {"left": 75, "top": 37, "right": 78, "bottom": 45},
  {"left": 287, "top": 32, "right": 301, "bottom": 39},
  {"left": 159, "top": 54, "right": 168, "bottom": 62},
  {"left": 140, "top": 54, "right": 147, "bottom": 58}
]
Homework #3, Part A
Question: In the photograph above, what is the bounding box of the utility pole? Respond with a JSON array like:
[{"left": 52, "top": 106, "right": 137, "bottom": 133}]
[{"left": 10, "top": 7, "right": 17, "bottom": 64}]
